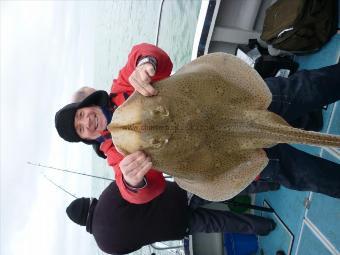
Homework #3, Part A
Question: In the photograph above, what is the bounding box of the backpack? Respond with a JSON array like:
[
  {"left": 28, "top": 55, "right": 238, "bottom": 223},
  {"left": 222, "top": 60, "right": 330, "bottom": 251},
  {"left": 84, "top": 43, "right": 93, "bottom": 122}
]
[
  {"left": 236, "top": 39, "right": 299, "bottom": 78},
  {"left": 261, "top": 0, "right": 338, "bottom": 53}
]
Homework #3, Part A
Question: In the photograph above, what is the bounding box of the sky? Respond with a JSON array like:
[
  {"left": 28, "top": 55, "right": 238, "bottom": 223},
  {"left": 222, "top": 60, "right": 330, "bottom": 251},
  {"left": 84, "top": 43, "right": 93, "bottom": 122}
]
[{"left": 1, "top": 2, "right": 106, "bottom": 254}]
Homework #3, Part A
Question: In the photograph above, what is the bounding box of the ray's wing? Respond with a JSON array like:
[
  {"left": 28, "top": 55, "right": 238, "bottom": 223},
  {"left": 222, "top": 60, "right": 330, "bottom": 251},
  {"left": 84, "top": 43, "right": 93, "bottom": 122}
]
[
  {"left": 174, "top": 149, "right": 269, "bottom": 201},
  {"left": 162, "top": 52, "right": 272, "bottom": 110}
]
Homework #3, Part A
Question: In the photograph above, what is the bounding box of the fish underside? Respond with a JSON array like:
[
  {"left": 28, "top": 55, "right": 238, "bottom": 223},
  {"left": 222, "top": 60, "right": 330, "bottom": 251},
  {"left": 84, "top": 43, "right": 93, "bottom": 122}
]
[{"left": 108, "top": 53, "right": 340, "bottom": 201}]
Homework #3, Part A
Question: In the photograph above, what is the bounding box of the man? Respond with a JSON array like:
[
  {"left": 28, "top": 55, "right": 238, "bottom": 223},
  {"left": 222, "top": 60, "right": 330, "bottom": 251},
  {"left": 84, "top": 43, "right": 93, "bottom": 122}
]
[
  {"left": 66, "top": 181, "right": 275, "bottom": 254},
  {"left": 56, "top": 43, "right": 172, "bottom": 204},
  {"left": 55, "top": 43, "right": 340, "bottom": 203}
]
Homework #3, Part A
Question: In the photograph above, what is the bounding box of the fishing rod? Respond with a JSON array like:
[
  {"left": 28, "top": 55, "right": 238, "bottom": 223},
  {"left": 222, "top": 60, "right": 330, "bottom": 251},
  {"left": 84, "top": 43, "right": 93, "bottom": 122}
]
[
  {"left": 27, "top": 161, "right": 114, "bottom": 181},
  {"left": 155, "top": 0, "right": 165, "bottom": 46},
  {"left": 28, "top": 161, "right": 173, "bottom": 180},
  {"left": 41, "top": 173, "right": 77, "bottom": 198},
  {"left": 221, "top": 200, "right": 275, "bottom": 213},
  {"left": 32, "top": 165, "right": 272, "bottom": 212}
]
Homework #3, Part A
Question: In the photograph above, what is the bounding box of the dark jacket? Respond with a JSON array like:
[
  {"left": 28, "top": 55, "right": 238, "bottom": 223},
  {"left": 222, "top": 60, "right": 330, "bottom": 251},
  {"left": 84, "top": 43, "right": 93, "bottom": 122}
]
[{"left": 87, "top": 181, "right": 190, "bottom": 254}]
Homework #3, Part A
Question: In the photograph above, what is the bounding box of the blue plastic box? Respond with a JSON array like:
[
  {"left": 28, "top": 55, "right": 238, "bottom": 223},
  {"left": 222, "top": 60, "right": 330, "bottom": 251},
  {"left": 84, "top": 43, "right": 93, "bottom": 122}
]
[{"left": 224, "top": 233, "right": 258, "bottom": 255}]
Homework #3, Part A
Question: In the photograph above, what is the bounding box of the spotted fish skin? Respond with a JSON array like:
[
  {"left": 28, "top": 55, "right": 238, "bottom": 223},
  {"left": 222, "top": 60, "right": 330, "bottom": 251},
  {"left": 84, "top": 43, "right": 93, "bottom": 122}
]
[{"left": 108, "top": 53, "right": 340, "bottom": 201}]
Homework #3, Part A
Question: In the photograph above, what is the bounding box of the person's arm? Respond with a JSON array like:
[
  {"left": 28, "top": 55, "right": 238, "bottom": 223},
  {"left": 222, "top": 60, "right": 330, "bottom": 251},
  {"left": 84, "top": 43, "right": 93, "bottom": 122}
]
[
  {"left": 100, "top": 140, "right": 166, "bottom": 204},
  {"left": 114, "top": 163, "right": 166, "bottom": 204},
  {"left": 111, "top": 43, "right": 173, "bottom": 95}
]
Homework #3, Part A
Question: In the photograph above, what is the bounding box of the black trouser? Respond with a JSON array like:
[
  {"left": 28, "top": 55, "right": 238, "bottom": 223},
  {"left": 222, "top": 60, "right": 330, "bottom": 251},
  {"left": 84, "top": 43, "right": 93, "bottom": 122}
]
[
  {"left": 265, "top": 63, "right": 340, "bottom": 123},
  {"left": 263, "top": 63, "right": 340, "bottom": 197},
  {"left": 187, "top": 196, "right": 275, "bottom": 236},
  {"left": 263, "top": 144, "right": 340, "bottom": 198},
  {"left": 240, "top": 180, "right": 280, "bottom": 195},
  {"left": 238, "top": 63, "right": 340, "bottom": 196}
]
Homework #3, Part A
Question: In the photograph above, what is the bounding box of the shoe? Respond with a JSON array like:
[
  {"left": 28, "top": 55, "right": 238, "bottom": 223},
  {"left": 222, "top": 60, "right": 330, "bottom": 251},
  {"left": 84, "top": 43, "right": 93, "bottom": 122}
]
[
  {"left": 270, "top": 219, "right": 277, "bottom": 231},
  {"left": 258, "top": 219, "right": 276, "bottom": 236}
]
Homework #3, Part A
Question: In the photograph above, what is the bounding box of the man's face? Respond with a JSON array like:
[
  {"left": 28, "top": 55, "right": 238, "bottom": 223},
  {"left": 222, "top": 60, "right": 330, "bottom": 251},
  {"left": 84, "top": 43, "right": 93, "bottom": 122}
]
[{"left": 74, "top": 106, "right": 108, "bottom": 140}]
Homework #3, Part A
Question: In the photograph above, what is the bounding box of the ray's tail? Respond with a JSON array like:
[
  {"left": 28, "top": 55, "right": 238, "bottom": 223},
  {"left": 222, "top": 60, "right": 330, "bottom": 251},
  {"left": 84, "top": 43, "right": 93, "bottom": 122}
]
[
  {"left": 260, "top": 123, "right": 340, "bottom": 148},
  {"left": 232, "top": 110, "right": 340, "bottom": 148}
]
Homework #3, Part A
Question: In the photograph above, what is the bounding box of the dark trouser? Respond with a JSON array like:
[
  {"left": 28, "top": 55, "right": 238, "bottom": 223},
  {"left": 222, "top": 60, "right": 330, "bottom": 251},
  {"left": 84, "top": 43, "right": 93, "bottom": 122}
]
[
  {"left": 187, "top": 200, "right": 274, "bottom": 236},
  {"left": 239, "top": 180, "right": 280, "bottom": 195},
  {"left": 258, "top": 63, "right": 340, "bottom": 197},
  {"left": 240, "top": 63, "right": 340, "bottom": 195},
  {"left": 265, "top": 63, "right": 340, "bottom": 123},
  {"left": 263, "top": 144, "right": 340, "bottom": 198},
  {"left": 187, "top": 196, "right": 275, "bottom": 235}
]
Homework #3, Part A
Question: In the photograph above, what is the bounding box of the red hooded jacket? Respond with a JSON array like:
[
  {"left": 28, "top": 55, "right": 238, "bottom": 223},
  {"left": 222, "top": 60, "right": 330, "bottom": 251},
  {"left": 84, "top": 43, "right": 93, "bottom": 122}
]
[{"left": 99, "top": 43, "right": 173, "bottom": 204}]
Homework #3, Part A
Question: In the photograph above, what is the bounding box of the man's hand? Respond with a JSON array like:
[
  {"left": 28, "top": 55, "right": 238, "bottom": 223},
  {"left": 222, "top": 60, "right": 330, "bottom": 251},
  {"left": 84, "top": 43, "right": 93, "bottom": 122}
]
[
  {"left": 128, "top": 63, "right": 158, "bottom": 96},
  {"left": 119, "top": 151, "right": 152, "bottom": 188}
]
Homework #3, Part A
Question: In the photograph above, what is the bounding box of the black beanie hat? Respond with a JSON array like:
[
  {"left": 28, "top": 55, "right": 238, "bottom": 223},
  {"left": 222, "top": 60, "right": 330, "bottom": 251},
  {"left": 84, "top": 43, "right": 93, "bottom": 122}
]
[
  {"left": 66, "top": 197, "right": 91, "bottom": 226},
  {"left": 55, "top": 90, "right": 109, "bottom": 143}
]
